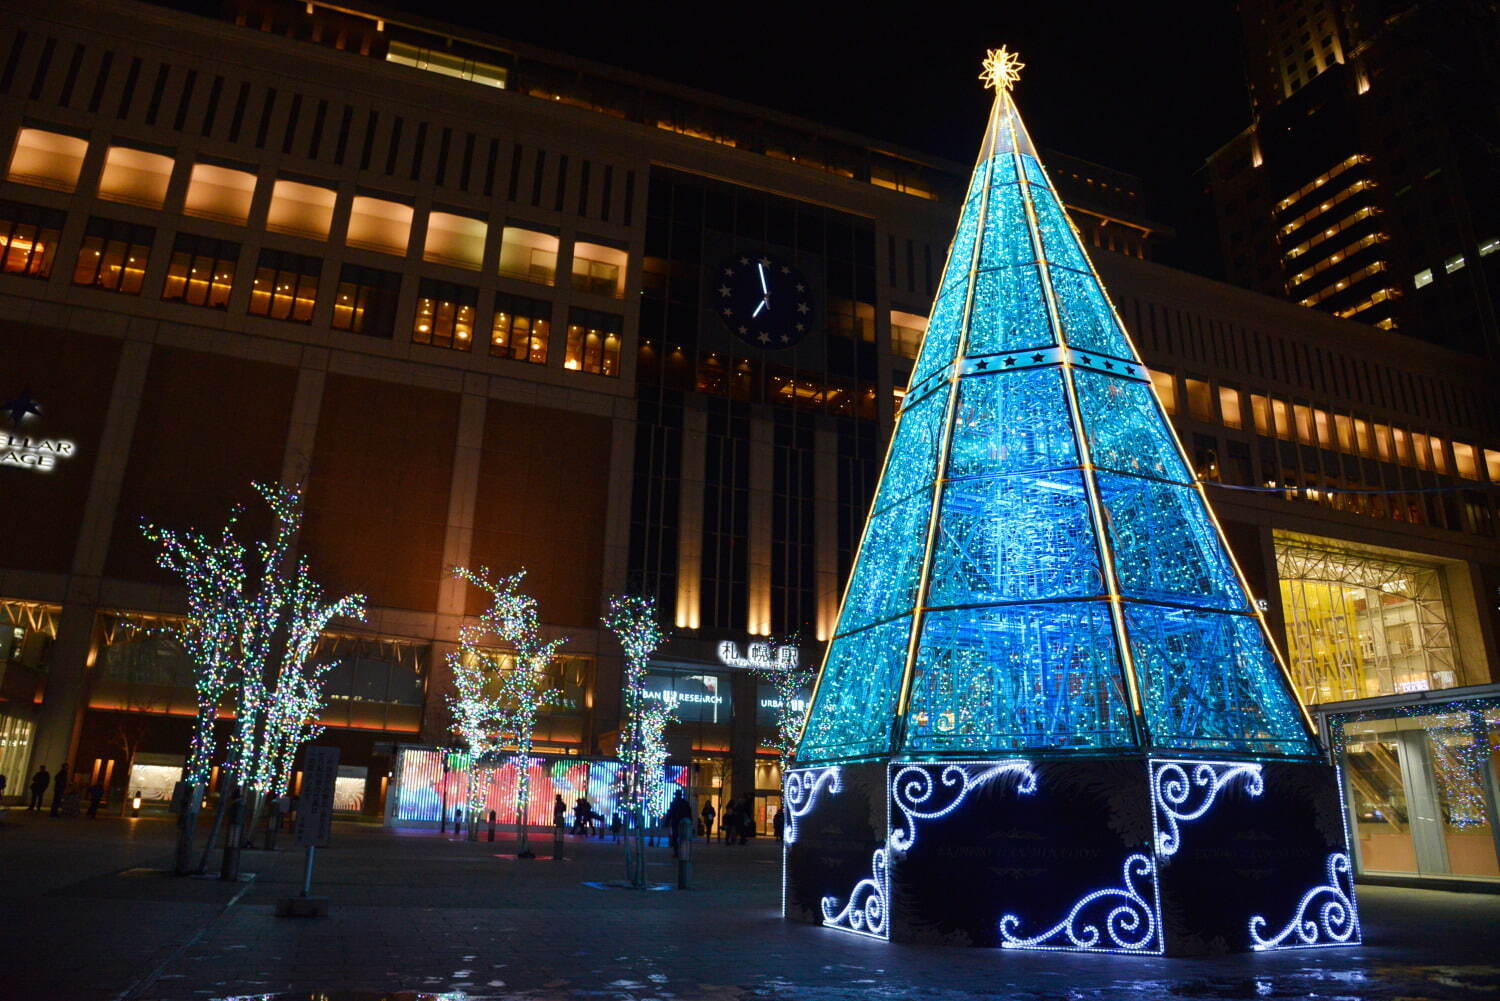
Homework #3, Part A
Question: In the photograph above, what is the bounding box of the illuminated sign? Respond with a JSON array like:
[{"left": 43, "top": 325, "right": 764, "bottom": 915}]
[
  {"left": 1, "top": 389, "right": 77, "bottom": 474},
  {"left": 717, "top": 639, "right": 799, "bottom": 671},
  {"left": 644, "top": 669, "right": 730, "bottom": 723}
]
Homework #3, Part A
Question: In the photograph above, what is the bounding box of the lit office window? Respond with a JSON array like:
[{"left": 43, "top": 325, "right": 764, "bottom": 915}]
[
  {"left": 1485, "top": 449, "right": 1500, "bottom": 483},
  {"left": 346, "top": 195, "right": 413, "bottom": 256},
  {"left": 1148, "top": 369, "right": 1177, "bottom": 414},
  {"left": 1451, "top": 442, "right": 1479, "bottom": 480},
  {"left": 889, "top": 309, "right": 927, "bottom": 360},
  {"left": 1250, "top": 394, "right": 1271, "bottom": 436},
  {"left": 1184, "top": 378, "right": 1213, "bottom": 422},
  {"left": 248, "top": 249, "right": 320, "bottom": 323},
  {"left": 385, "top": 40, "right": 507, "bottom": 89},
  {"left": 1444, "top": 255, "right": 1466, "bottom": 274},
  {"left": 266, "top": 178, "right": 337, "bottom": 240},
  {"left": 331, "top": 263, "right": 401, "bottom": 339},
  {"left": 6, "top": 128, "right": 88, "bottom": 192},
  {"left": 423, "top": 211, "right": 486, "bottom": 270},
  {"left": 570, "top": 238, "right": 627, "bottom": 297},
  {"left": 564, "top": 307, "right": 622, "bottom": 376},
  {"left": 1479, "top": 238, "right": 1499, "bottom": 258},
  {"left": 497, "top": 223, "right": 559, "bottom": 285},
  {"left": 183, "top": 162, "right": 257, "bottom": 225},
  {"left": 413, "top": 278, "right": 476, "bottom": 350},
  {"left": 1217, "top": 386, "right": 1242, "bottom": 429},
  {"left": 1411, "top": 266, "right": 1431, "bottom": 287},
  {"left": 0, "top": 200, "right": 64, "bottom": 279},
  {"left": 97, "top": 146, "right": 174, "bottom": 208},
  {"left": 162, "top": 233, "right": 237, "bottom": 309},
  {"left": 72, "top": 217, "right": 153, "bottom": 294},
  {"left": 491, "top": 292, "right": 551, "bottom": 364}
]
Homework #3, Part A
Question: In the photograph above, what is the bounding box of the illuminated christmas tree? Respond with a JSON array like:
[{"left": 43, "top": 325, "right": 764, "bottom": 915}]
[
  {"left": 752, "top": 637, "right": 815, "bottom": 772},
  {"left": 602, "top": 593, "right": 673, "bottom": 887},
  {"left": 783, "top": 49, "right": 1358, "bottom": 956},
  {"left": 448, "top": 566, "right": 563, "bottom": 852}
]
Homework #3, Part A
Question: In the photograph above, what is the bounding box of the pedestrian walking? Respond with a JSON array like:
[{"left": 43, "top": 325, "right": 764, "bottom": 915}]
[
  {"left": 49, "top": 761, "right": 68, "bottom": 817},
  {"left": 573, "top": 795, "right": 590, "bottom": 834},
  {"left": 86, "top": 779, "right": 105, "bottom": 818},
  {"left": 773, "top": 806, "right": 785, "bottom": 841},
  {"left": 700, "top": 800, "right": 716, "bottom": 842},
  {"left": 611, "top": 812, "right": 623, "bottom": 841},
  {"left": 552, "top": 794, "right": 566, "bottom": 830},
  {"left": 28, "top": 765, "right": 48, "bottom": 811}
]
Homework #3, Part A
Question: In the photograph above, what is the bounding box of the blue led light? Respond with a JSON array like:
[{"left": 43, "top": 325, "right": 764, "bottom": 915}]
[
  {"left": 782, "top": 766, "right": 841, "bottom": 845},
  {"left": 1150, "top": 759, "right": 1264, "bottom": 857},
  {"left": 999, "top": 852, "right": 1162, "bottom": 954},
  {"left": 888, "top": 761, "right": 1034, "bottom": 855},
  {"left": 821, "top": 847, "right": 891, "bottom": 940},
  {"left": 1249, "top": 853, "right": 1360, "bottom": 951}
]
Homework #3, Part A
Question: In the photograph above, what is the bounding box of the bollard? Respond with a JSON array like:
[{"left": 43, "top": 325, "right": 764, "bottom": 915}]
[
  {"left": 488, "top": 809, "right": 496, "bottom": 842},
  {"left": 552, "top": 822, "right": 564, "bottom": 861},
  {"left": 676, "top": 817, "right": 693, "bottom": 889}
]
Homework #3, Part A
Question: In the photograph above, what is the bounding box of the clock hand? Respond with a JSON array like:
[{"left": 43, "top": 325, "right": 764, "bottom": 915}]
[
  {"left": 751, "top": 298, "right": 768, "bottom": 318},
  {"left": 757, "top": 262, "right": 769, "bottom": 295}
]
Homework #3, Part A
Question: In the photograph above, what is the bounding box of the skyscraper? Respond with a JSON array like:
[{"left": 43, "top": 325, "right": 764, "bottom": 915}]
[{"left": 1206, "top": 0, "right": 1500, "bottom": 357}]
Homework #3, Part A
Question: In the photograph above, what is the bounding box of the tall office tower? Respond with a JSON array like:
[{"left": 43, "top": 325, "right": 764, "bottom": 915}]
[{"left": 1206, "top": 0, "right": 1500, "bottom": 357}]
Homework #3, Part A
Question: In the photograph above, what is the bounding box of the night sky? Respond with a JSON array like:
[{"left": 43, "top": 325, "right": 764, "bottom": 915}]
[{"left": 404, "top": 1, "right": 1250, "bottom": 278}]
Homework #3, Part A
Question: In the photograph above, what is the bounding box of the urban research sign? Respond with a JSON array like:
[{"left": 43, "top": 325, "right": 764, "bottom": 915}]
[{"left": 1, "top": 389, "right": 77, "bottom": 473}]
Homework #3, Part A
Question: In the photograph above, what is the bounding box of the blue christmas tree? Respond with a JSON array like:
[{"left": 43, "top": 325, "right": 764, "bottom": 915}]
[{"left": 798, "top": 50, "right": 1316, "bottom": 766}]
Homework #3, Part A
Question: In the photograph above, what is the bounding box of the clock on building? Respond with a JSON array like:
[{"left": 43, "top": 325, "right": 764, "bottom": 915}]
[{"left": 714, "top": 253, "right": 814, "bottom": 349}]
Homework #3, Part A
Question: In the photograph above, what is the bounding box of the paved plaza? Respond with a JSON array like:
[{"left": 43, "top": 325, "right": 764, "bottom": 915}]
[{"left": 2, "top": 809, "right": 1498, "bottom": 1001}]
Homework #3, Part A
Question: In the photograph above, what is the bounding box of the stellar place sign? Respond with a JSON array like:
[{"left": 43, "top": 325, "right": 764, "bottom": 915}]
[{"left": 0, "top": 431, "right": 76, "bottom": 473}]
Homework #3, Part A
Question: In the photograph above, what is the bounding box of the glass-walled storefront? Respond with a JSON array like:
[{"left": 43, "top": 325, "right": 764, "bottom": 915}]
[
  {"left": 1275, "top": 534, "right": 1463, "bottom": 703},
  {"left": 1323, "top": 688, "right": 1500, "bottom": 884}
]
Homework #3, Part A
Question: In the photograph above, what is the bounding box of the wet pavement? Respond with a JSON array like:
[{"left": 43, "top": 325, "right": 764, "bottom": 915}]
[{"left": 2, "top": 809, "right": 1498, "bottom": 1000}]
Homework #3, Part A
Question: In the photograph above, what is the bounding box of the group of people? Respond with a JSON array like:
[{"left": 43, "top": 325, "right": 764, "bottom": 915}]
[
  {"left": 698, "top": 795, "right": 778, "bottom": 844},
  {"left": 552, "top": 793, "right": 623, "bottom": 839},
  {"left": 537, "top": 790, "right": 784, "bottom": 849},
  {"left": 11, "top": 762, "right": 111, "bottom": 818}
]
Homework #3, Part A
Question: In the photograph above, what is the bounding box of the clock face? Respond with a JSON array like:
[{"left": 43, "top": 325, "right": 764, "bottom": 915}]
[{"left": 714, "top": 253, "right": 814, "bottom": 349}]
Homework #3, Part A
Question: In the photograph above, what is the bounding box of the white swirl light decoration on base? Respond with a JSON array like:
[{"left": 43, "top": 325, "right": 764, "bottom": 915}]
[
  {"left": 783, "top": 766, "right": 842, "bottom": 845},
  {"left": 1151, "top": 760, "right": 1264, "bottom": 858},
  {"left": 999, "top": 853, "right": 1162, "bottom": 954},
  {"left": 889, "top": 760, "right": 1036, "bottom": 856},
  {"left": 1249, "top": 853, "right": 1360, "bottom": 951},
  {"left": 821, "top": 847, "right": 890, "bottom": 940}
]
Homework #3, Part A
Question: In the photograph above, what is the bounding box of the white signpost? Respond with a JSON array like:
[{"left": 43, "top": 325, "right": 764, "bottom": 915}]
[{"left": 279, "top": 745, "right": 339, "bottom": 917}]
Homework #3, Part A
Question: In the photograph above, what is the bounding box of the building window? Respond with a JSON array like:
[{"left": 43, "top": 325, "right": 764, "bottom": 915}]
[
  {"left": 423, "top": 211, "right": 486, "bottom": 270},
  {"left": 565, "top": 308, "right": 622, "bottom": 376},
  {"left": 1184, "top": 377, "right": 1213, "bottom": 422},
  {"left": 183, "top": 161, "right": 256, "bottom": 225},
  {"left": 570, "top": 238, "right": 627, "bottom": 297},
  {"left": 332, "top": 263, "right": 401, "bottom": 338},
  {"left": 1218, "top": 386, "right": 1243, "bottom": 429},
  {"left": 385, "top": 40, "right": 507, "bottom": 89},
  {"left": 498, "top": 223, "right": 559, "bottom": 285},
  {"left": 266, "top": 178, "right": 337, "bottom": 240},
  {"left": 161, "top": 233, "right": 237, "bottom": 308},
  {"left": 0, "top": 200, "right": 64, "bottom": 279},
  {"left": 491, "top": 292, "right": 550, "bottom": 363},
  {"left": 248, "top": 249, "right": 320, "bottom": 322},
  {"left": 1275, "top": 534, "right": 1461, "bottom": 704},
  {"left": 413, "top": 278, "right": 476, "bottom": 350},
  {"left": 6, "top": 128, "right": 88, "bottom": 192},
  {"left": 1148, "top": 369, "right": 1177, "bottom": 414},
  {"left": 1444, "top": 255, "right": 1466, "bottom": 274},
  {"left": 72, "top": 217, "right": 153, "bottom": 294},
  {"left": 889, "top": 309, "right": 926, "bottom": 360},
  {"left": 97, "top": 145, "right": 174, "bottom": 208},
  {"left": 346, "top": 194, "right": 413, "bottom": 256}
]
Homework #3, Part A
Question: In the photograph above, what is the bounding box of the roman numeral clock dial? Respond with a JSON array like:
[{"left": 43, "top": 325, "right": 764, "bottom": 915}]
[{"left": 716, "top": 254, "right": 814, "bottom": 349}]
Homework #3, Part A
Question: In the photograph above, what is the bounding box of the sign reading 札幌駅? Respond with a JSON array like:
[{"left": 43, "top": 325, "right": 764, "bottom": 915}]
[
  {"left": 1, "top": 389, "right": 77, "bottom": 473},
  {"left": 716, "top": 640, "right": 798, "bottom": 671}
]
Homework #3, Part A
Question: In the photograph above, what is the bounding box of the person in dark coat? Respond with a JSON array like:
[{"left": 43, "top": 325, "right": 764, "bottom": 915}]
[
  {"left": 773, "top": 806, "right": 785, "bottom": 841},
  {"left": 49, "top": 762, "right": 68, "bottom": 817},
  {"left": 664, "top": 791, "right": 692, "bottom": 857},
  {"left": 700, "top": 800, "right": 716, "bottom": 840},
  {"left": 86, "top": 780, "right": 106, "bottom": 819},
  {"left": 28, "top": 765, "right": 49, "bottom": 811},
  {"left": 552, "top": 794, "right": 567, "bottom": 829}
]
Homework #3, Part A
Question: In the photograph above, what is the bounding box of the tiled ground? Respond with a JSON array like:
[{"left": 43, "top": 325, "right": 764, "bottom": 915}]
[{"left": 3, "top": 808, "right": 1499, "bottom": 1001}]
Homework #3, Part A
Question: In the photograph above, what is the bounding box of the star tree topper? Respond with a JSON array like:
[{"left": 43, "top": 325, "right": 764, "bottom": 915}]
[{"left": 980, "top": 46, "right": 1024, "bottom": 92}]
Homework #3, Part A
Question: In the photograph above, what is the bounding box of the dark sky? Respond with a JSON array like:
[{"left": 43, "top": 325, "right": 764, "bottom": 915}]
[{"left": 400, "top": 1, "right": 1252, "bottom": 277}]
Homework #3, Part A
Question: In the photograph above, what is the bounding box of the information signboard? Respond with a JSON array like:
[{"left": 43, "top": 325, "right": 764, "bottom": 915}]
[{"left": 294, "top": 746, "right": 340, "bottom": 848}]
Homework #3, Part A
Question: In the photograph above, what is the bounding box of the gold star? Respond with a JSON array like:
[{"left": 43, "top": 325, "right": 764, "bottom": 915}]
[{"left": 980, "top": 47, "right": 1025, "bottom": 92}]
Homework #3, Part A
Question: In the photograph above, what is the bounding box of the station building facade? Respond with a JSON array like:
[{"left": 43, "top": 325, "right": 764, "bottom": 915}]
[{"left": 0, "top": 0, "right": 1497, "bottom": 876}]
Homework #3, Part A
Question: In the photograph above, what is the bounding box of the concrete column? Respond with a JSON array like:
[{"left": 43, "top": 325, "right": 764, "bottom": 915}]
[
  {"left": 599, "top": 400, "right": 638, "bottom": 604},
  {"left": 279, "top": 350, "right": 328, "bottom": 488},
  {"left": 674, "top": 405, "right": 707, "bottom": 629},
  {"left": 746, "top": 417, "right": 774, "bottom": 636},
  {"left": 729, "top": 670, "right": 759, "bottom": 811},
  {"left": 29, "top": 339, "right": 154, "bottom": 776},
  {"left": 813, "top": 425, "right": 839, "bottom": 642},
  {"left": 434, "top": 379, "right": 488, "bottom": 630}
]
